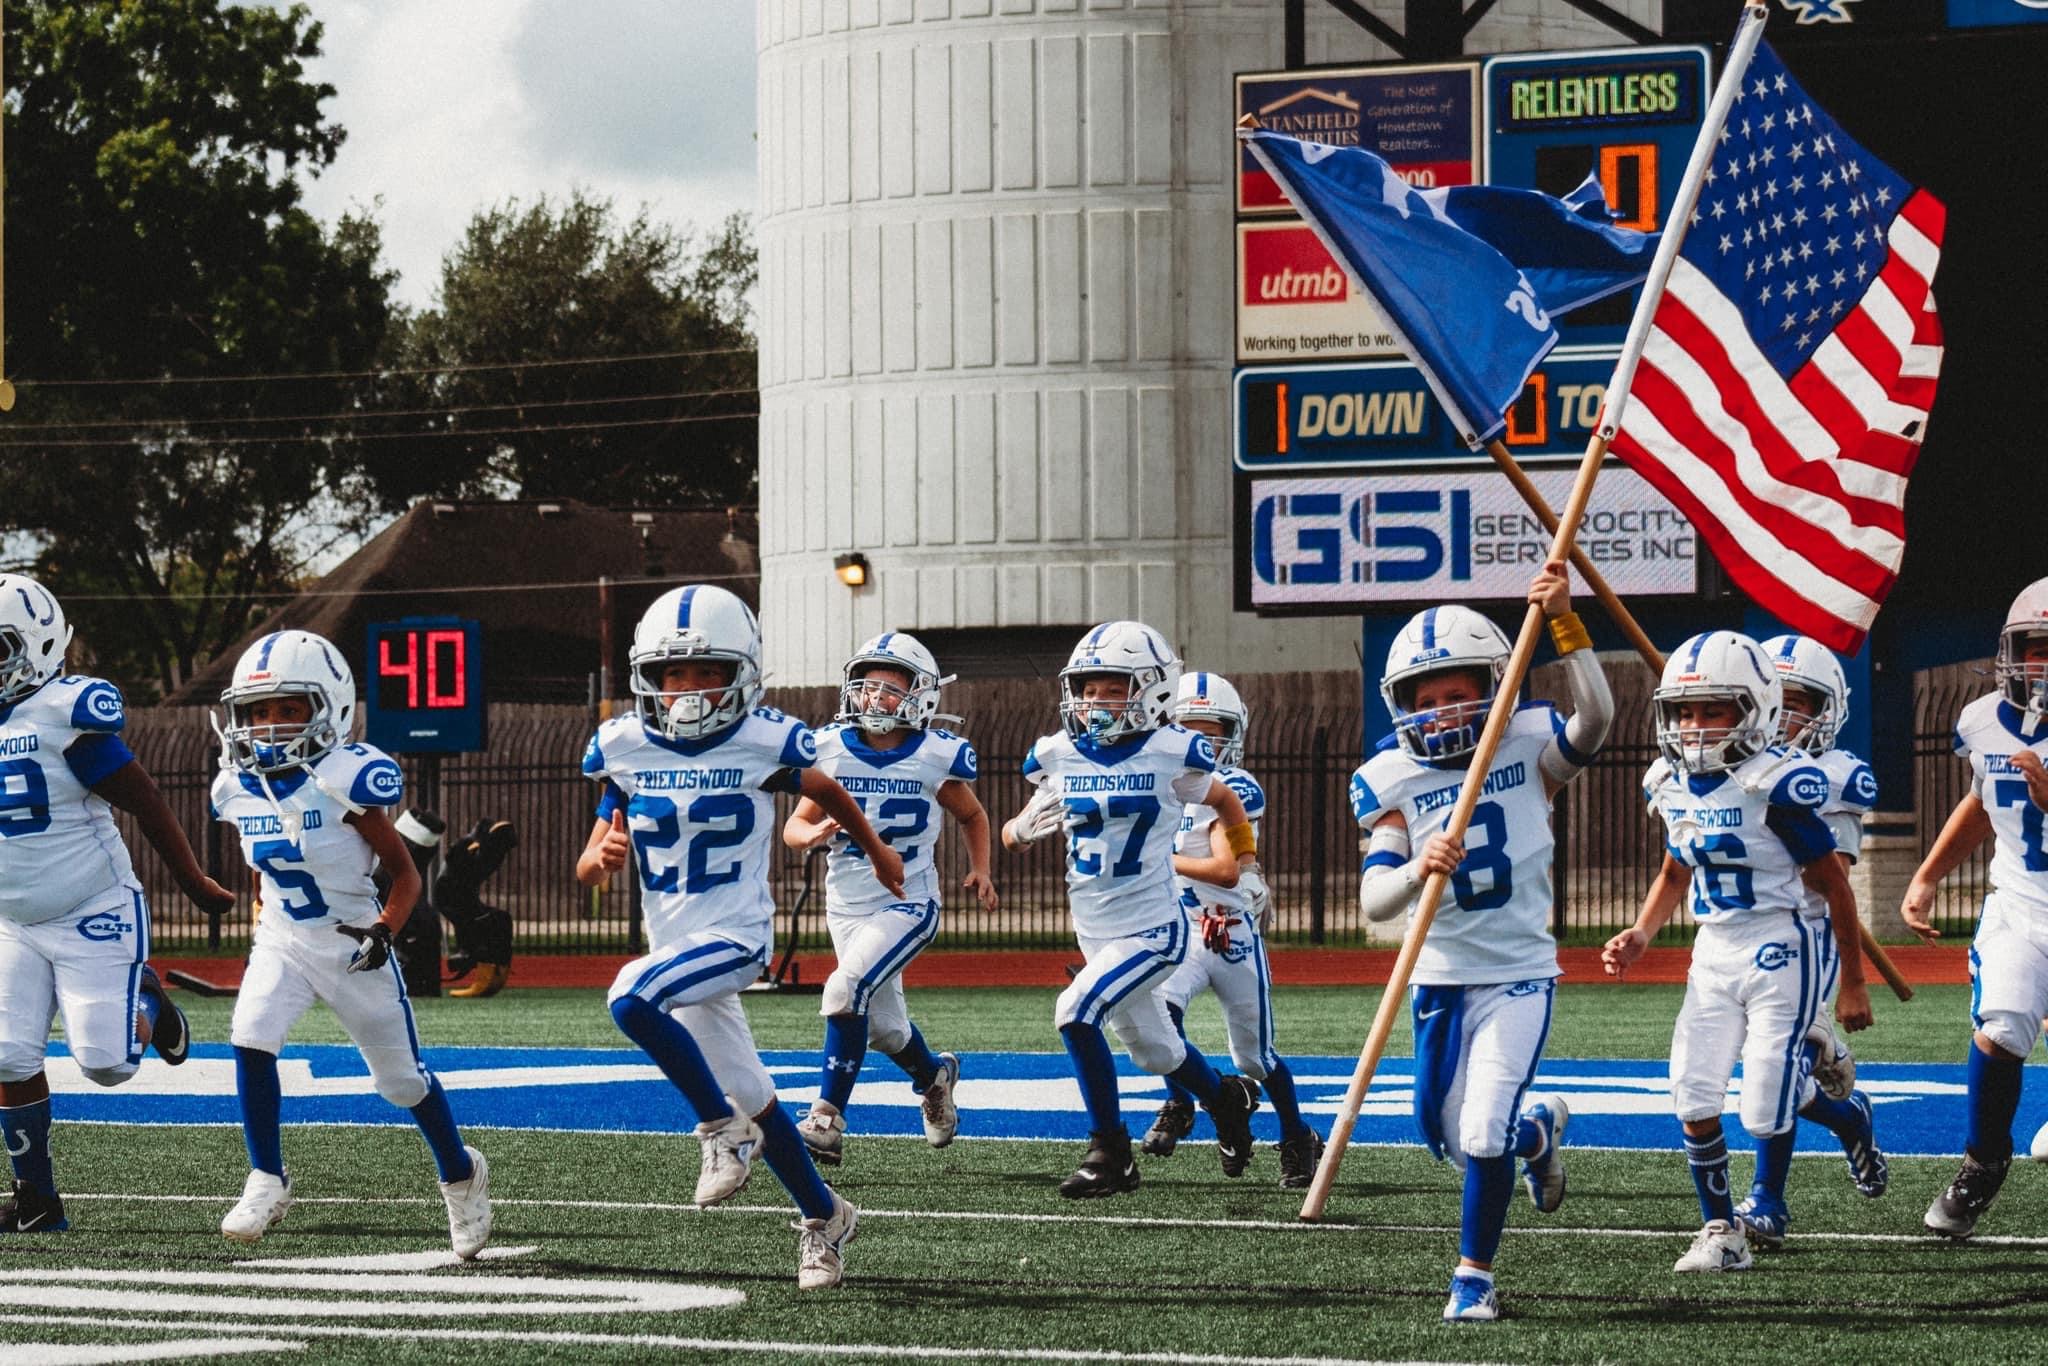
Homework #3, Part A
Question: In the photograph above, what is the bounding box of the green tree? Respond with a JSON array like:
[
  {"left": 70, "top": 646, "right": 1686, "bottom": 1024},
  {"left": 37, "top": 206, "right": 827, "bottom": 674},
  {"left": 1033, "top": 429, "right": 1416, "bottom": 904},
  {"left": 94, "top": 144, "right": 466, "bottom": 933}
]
[
  {"left": 0, "top": 0, "right": 394, "bottom": 698},
  {"left": 361, "top": 195, "right": 757, "bottom": 510}
]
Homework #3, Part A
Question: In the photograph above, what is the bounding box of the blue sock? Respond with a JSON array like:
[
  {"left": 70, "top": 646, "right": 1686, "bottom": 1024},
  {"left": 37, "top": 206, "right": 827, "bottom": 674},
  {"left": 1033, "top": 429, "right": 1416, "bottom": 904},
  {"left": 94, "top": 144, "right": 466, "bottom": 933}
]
[
  {"left": 756, "top": 1102, "right": 836, "bottom": 1220},
  {"left": 1684, "top": 1128, "right": 1734, "bottom": 1224},
  {"left": 885, "top": 1023, "right": 942, "bottom": 1093},
  {"left": 1754, "top": 1128, "right": 1796, "bottom": 1203},
  {"left": 1798, "top": 1090, "right": 1864, "bottom": 1139},
  {"left": 1459, "top": 1153, "right": 1516, "bottom": 1265},
  {"left": 820, "top": 1013, "right": 868, "bottom": 1111},
  {"left": 610, "top": 996, "right": 734, "bottom": 1126},
  {"left": 1161, "top": 1005, "right": 1197, "bottom": 1108},
  {"left": 234, "top": 1047, "right": 285, "bottom": 1178},
  {"left": 1965, "top": 1042, "right": 2024, "bottom": 1165},
  {"left": 1262, "top": 1059, "right": 1310, "bottom": 1142},
  {"left": 1059, "top": 1023, "right": 1125, "bottom": 1136},
  {"left": 1167, "top": 1044, "right": 1224, "bottom": 1110},
  {"left": 409, "top": 1076, "right": 473, "bottom": 1184},
  {"left": 0, "top": 1098, "right": 56, "bottom": 1197}
]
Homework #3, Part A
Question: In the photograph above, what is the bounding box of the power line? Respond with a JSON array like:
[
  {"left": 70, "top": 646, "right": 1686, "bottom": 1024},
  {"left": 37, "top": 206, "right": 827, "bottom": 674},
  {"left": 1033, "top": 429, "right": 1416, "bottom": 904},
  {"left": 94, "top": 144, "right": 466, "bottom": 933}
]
[
  {"left": 0, "top": 385, "right": 758, "bottom": 434},
  {"left": 0, "top": 410, "right": 759, "bottom": 449},
  {"left": 13, "top": 344, "right": 756, "bottom": 390}
]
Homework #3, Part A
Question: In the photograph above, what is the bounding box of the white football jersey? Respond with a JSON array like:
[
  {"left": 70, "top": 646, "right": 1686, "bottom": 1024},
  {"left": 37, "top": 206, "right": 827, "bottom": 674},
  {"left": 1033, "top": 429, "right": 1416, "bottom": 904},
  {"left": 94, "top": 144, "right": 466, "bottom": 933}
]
[
  {"left": 1792, "top": 746, "right": 1877, "bottom": 920},
  {"left": 212, "top": 743, "right": 407, "bottom": 935},
  {"left": 1350, "top": 703, "right": 1564, "bottom": 986},
  {"left": 1175, "top": 766, "right": 1265, "bottom": 919},
  {"left": 0, "top": 675, "right": 140, "bottom": 925},
  {"left": 1642, "top": 745, "right": 1836, "bottom": 923},
  {"left": 583, "top": 706, "right": 818, "bottom": 951},
  {"left": 1955, "top": 694, "right": 2048, "bottom": 917},
  {"left": 1023, "top": 725, "right": 1218, "bottom": 940},
  {"left": 814, "top": 723, "right": 978, "bottom": 915}
]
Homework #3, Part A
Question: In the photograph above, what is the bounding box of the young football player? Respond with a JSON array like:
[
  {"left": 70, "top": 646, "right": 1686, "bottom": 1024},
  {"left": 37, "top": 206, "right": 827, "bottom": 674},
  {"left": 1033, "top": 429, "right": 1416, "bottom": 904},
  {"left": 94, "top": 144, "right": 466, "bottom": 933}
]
[
  {"left": 1349, "top": 563, "right": 1611, "bottom": 1323},
  {"left": 1605, "top": 629, "right": 1884, "bottom": 1276},
  {"left": 1001, "top": 622, "right": 1263, "bottom": 1198},
  {"left": 783, "top": 631, "right": 995, "bottom": 1166},
  {"left": 0, "top": 574, "right": 233, "bottom": 1233},
  {"left": 209, "top": 629, "right": 492, "bottom": 1258},
  {"left": 1902, "top": 576, "right": 2048, "bottom": 1237},
  {"left": 577, "top": 584, "right": 904, "bottom": 1289},
  {"left": 1143, "top": 672, "right": 1325, "bottom": 1189}
]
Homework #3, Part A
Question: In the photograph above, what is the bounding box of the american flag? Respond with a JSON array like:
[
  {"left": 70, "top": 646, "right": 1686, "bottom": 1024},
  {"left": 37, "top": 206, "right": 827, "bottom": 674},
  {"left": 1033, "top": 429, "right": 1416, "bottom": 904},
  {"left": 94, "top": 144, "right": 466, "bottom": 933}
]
[{"left": 1609, "top": 41, "right": 1945, "bottom": 654}]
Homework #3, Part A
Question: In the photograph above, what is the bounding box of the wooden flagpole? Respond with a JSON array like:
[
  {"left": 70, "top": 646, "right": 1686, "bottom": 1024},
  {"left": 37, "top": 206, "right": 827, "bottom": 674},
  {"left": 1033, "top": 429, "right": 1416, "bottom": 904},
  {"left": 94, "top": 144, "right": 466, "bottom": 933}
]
[
  {"left": 1482, "top": 437, "right": 1911, "bottom": 1001},
  {"left": 1300, "top": 0, "right": 1777, "bottom": 1222}
]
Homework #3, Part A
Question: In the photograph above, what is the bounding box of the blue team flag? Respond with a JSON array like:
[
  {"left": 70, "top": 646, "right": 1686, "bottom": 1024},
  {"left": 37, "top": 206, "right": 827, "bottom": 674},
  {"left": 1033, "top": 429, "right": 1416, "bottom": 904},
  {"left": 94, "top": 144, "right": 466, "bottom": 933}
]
[{"left": 1240, "top": 128, "right": 1659, "bottom": 447}]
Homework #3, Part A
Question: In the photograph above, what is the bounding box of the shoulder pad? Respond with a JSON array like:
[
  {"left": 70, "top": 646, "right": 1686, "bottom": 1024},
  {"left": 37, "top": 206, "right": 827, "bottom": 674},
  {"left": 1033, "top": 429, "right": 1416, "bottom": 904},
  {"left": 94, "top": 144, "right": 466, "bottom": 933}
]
[
  {"left": 64, "top": 677, "right": 127, "bottom": 733},
  {"left": 1507, "top": 700, "right": 1563, "bottom": 741},
  {"left": 944, "top": 733, "right": 979, "bottom": 782},
  {"left": 1350, "top": 753, "right": 1410, "bottom": 826},
  {"left": 765, "top": 712, "right": 818, "bottom": 768},
  {"left": 1183, "top": 730, "right": 1219, "bottom": 773},
  {"left": 1830, "top": 754, "right": 1878, "bottom": 813},
  {"left": 332, "top": 745, "right": 405, "bottom": 809},
  {"left": 1222, "top": 768, "right": 1265, "bottom": 816},
  {"left": 1767, "top": 760, "right": 1829, "bottom": 812},
  {"left": 208, "top": 767, "right": 241, "bottom": 817},
  {"left": 1641, "top": 757, "right": 1674, "bottom": 805}
]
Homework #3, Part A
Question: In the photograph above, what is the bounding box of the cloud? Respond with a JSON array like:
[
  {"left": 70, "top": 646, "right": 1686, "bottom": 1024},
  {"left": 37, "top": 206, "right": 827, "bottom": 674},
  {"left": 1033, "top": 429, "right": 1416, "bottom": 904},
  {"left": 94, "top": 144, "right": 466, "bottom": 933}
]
[{"left": 293, "top": 0, "right": 756, "bottom": 308}]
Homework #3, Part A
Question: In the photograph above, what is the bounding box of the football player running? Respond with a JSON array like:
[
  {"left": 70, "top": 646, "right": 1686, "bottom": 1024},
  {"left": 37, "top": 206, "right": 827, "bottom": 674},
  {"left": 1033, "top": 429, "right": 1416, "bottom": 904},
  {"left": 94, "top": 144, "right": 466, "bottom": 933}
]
[
  {"left": 1002, "top": 622, "right": 1263, "bottom": 1199},
  {"left": 1903, "top": 577, "right": 2048, "bottom": 1236},
  {"left": 1350, "top": 563, "right": 1610, "bottom": 1323},
  {"left": 1144, "top": 672, "right": 1326, "bottom": 1188},
  {"left": 210, "top": 630, "right": 492, "bottom": 1258},
  {"left": 578, "top": 585, "right": 903, "bottom": 1289},
  {"left": 784, "top": 631, "right": 995, "bottom": 1167},
  {"left": 0, "top": 574, "right": 233, "bottom": 1234},
  {"left": 1606, "top": 630, "right": 1884, "bottom": 1277}
]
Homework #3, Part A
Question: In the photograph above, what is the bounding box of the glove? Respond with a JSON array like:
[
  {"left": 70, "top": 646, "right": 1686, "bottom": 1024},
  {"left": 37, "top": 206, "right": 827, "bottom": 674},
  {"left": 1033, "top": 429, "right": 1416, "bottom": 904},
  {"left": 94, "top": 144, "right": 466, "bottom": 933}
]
[
  {"left": 1008, "top": 788, "right": 1067, "bottom": 846},
  {"left": 337, "top": 921, "right": 394, "bottom": 974},
  {"left": 1200, "top": 911, "right": 1237, "bottom": 955},
  {"left": 1239, "top": 864, "right": 1273, "bottom": 933}
]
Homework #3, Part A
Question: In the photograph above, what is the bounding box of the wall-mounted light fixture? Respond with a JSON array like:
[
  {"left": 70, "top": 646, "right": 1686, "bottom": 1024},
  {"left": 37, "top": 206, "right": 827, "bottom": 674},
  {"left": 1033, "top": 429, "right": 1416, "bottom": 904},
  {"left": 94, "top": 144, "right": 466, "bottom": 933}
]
[{"left": 833, "top": 552, "right": 870, "bottom": 588}]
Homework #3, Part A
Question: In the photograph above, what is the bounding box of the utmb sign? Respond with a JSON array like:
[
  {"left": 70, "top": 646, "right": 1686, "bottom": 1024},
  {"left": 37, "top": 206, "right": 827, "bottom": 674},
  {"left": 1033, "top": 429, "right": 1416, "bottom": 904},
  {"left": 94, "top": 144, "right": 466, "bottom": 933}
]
[{"left": 1234, "top": 349, "right": 1620, "bottom": 471}]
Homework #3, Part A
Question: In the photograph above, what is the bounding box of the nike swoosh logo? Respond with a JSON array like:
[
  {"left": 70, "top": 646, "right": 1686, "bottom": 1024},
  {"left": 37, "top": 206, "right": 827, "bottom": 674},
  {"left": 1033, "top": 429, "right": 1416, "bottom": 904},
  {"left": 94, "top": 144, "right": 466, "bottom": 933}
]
[
  {"left": 1417, "top": 1008, "right": 1446, "bottom": 1021},
  {"left": 14, "top": 1209, "right": 51, "bottom": 1231}
]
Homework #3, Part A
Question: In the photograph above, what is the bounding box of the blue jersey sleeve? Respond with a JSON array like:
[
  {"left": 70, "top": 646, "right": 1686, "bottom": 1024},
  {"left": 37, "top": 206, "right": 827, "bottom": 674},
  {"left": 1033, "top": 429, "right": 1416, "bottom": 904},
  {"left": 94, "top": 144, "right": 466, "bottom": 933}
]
[
  {"left": 1183, "top": 731, "right": 1218, "bottom": 775},
  {"left": 1840, "top": 761, "right": 1878, "bottom": 813},
  {"left": 581, "top": 731, "right": 606, "bottom": 777},
  {"left": 1223, "top": 772, "right": 1265, "bottom": 819},
  {"left": 777, "top": 720, "right": 819, "bottom": 770},
  {"left": 1021, "top": 741, "right": 1044, "bottom": 783},
  {"left": 1348, "top": 768, "right": 1382, "bottom": 825},
  {"left": 347, "top": 757, "right": 406, "bottom": 810},
  {"left": 594, "top": 780, "right": 625, "bottom": 822},
  {"left": 1768, "top": 762, "right": 1830, "bottom": 813},
  {"left": 68, "top": 679, "right": 127, "bottom": 734},
  {"left": 1766, "top": 803, "right": 1838, "bottom": 867},
  {"left": 947, "top": 739, "right": 980, "bottom": 782},
  {"left": 64, "top": 732, "right": 135, "bottom": 787}
]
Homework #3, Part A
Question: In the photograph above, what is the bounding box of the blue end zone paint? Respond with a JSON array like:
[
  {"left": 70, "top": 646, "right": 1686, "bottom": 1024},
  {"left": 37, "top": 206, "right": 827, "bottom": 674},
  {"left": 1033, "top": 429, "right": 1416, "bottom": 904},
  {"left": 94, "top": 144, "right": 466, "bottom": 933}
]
[{"left": 41, "top": 1044, "right": 2046, "bottom": 1160}]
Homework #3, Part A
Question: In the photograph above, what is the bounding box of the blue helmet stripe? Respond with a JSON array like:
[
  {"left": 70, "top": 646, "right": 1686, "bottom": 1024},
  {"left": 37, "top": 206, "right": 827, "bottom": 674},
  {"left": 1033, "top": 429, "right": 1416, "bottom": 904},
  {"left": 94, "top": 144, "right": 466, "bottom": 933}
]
[
  {"left": 877, "top": 631, "right": 894, "bottom": 654},
  {"left": 676, "top": 585, "right": 699, "bottom": 628},
  {"left": 1778, "top": 635, "right": 1800, "bottom": 660},
  {"left": 256, "top": 632, "right": 283, "bottom": 670},
  {"left": 1422, "top": 608, "right": 1438, "bottom": 650},
  {"left": 1087, "top": 623, "right": 1109, "bottom": 648},
  {"left": 1686, "top": 632, "right": 1710, "bottom": 672}
]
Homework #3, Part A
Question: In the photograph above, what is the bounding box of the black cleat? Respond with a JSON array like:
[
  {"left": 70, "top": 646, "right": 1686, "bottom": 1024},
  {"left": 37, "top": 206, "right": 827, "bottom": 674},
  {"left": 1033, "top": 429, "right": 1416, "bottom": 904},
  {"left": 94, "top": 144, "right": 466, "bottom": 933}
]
[
  {"left": 139, "top": 965, "right": 188, "bottom": 1065},
  {"left": 1276, "top": 1128, "right": 1326, "bottom": 1190},
  {"left": 1141, "top": 1098, "right": 1196, "bottom": 1157},
  {"left": 1925, "top": 1152, "right": 2010, "bottom": 1239},
  {"left": 0, "top": 1180, "right": 69, "bottom": 1233},
  {"left": 1209, "top": 1076, "right": 1261, "bottom": 1178},
  {"left": 1059, "top": 1129, "right": 1141, "bottom": 1199}
]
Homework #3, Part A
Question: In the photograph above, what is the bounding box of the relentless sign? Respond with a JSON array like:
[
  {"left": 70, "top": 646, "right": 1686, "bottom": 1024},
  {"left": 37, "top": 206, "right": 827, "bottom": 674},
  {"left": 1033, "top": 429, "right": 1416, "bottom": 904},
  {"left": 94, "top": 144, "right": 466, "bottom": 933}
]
[
  {"left": 1235, "top": 222, "right": 1402, "bottom": 362},
  {"left": 1236, "top": 63, "right": 1479, "bottom": 214},
  {"left": 1234, "top": 348, "right": 1625, "bottom": 470},
  {"left": 1246, "top": 468, "right": 1696, "bottom": 606}
]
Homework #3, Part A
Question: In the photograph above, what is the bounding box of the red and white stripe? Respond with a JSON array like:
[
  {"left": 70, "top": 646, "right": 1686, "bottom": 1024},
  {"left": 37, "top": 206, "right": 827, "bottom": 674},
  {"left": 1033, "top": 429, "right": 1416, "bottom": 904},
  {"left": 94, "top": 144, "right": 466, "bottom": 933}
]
[{"left": 1611, "top": 189, "right": 1946, "bottom": 653}]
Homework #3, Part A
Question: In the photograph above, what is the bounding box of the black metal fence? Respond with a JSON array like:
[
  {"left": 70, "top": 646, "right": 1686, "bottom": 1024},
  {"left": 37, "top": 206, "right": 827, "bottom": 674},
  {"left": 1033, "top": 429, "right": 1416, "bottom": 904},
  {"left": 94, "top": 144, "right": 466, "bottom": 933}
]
[
  {"left": 121, "top": 659, "right": 1992, "bottom": 954},
  {"left": 1913, "top": 658, "right": 1997, "bottom": 933}
]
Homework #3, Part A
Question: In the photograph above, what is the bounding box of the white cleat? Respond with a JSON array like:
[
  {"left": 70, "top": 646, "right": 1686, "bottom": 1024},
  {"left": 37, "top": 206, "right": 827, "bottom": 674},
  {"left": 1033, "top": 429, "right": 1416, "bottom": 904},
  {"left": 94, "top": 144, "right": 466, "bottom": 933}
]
[
  {"left": 797, "top": 1104, "right": 846, "bottom": 1167},
  {"left": 221, "top": 1169, "right": 293, "bottom": 1244},
  {"left": 1673, "top": 1219, "right": 1753, "bottom": 1273},
  {"left": 439, "top": 1145, "right": 493, "bottom": 1261},
  {"left": 1805, "top": 1021, "right": 1856, "bottom": 1102},
  {"left": 793, "top": 1190, "right": 859, "bottom": 1290},
  {"left": 921, "top": 1053, "right": 962, "bottom": 1148},
  {"left": 2030, "top": 1118, "right": 2048, "bottom": 1165},
  {"left": 695, "top": 1109, "right": 762, "bottom": 1208}
]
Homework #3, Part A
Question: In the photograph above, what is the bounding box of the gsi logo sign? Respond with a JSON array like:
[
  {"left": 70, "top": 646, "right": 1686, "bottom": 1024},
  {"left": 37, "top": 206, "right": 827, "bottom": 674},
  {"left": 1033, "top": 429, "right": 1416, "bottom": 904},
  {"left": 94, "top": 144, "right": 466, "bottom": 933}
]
[{"left": 1251, "top": 488, "right": 1472, "bottom": 590}]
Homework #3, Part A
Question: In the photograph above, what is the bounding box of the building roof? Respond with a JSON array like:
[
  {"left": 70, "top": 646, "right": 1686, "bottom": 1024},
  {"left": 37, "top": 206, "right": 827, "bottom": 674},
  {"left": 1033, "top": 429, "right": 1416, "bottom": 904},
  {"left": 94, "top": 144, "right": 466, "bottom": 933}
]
[{"left": 168, "top": 499, "right": 758, "bottom": 705}]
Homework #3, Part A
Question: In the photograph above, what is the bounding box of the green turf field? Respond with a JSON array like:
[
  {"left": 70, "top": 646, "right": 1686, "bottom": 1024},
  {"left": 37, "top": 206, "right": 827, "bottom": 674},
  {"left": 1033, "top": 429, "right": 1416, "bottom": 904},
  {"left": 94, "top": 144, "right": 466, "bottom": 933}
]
[{"left": 4, "top": 983, "right": 2044, "bottom": 1366}]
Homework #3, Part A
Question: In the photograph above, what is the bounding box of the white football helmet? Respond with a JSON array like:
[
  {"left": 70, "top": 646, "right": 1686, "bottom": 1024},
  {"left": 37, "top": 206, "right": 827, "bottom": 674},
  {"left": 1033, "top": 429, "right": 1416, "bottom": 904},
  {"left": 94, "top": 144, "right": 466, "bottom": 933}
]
[
  {"left": 1172, "top": 671, "right": 1249, "bottom": 768},
  {"left": 218, "top": 630, "right": 357, "bottom": 774},
  {"left": 1653, "top": 630, "right": 1783, "bottom": 774},
  {"left": 1059, "top": 621, "right": 1182, "bottom": 744},
  {"left": 1380, "top": 606, "right": 1511, "bottom": 761},
  {"left": 0, "top": 574, "right": 73, "bottom": 707},
  {"left": 1760, "top": 634, "right": 1849, "bottom": 754},
  {"left": 1996, "top": 576, "right": 2048, "bottom": 717},
  {"left": 837, "top": 630, "right": 952, "bottom": 735},
  {"left": 629, "top": 584, "right": 763, "bottom": 740}
]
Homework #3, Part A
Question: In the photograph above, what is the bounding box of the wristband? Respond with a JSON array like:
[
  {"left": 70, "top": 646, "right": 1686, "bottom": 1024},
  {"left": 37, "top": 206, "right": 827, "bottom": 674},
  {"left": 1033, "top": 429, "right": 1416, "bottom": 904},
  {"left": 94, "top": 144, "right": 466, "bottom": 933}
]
[
  {"left": 1548, "top": 610, "right": 1592, "bottom": 655},
  {"left": 1223, "top": 821, "right": 1257, "bottom": 858}
]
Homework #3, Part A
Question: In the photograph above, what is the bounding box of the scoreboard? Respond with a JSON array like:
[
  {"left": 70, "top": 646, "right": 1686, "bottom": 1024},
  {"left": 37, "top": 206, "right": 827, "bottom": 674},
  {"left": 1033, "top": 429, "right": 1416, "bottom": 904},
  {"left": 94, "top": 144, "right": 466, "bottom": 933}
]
[{"left": 362, "top": 618, "right": 487, "bottom": 754}]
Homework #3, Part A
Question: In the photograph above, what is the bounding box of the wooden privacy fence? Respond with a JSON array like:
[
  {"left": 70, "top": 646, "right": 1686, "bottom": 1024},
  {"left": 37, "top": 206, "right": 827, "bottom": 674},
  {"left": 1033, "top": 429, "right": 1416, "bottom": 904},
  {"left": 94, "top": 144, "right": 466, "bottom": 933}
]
[{"left": 114, "top": 660, "right": 1990, "bottom": 954}]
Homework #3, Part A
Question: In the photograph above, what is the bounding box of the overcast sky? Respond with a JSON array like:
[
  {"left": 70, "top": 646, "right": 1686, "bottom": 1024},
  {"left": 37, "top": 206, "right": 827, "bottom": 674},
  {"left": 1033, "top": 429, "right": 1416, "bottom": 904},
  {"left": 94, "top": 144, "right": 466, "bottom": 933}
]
[{"left": 293, "top": 1, "right": 758, "bottom": 309}]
